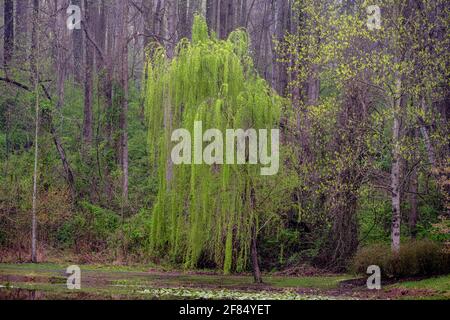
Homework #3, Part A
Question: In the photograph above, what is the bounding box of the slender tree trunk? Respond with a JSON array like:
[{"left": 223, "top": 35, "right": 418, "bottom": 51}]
[
  {"left": 391, "top": 77, "right": 403, "bottom": 252},
  {"left": 96, "top": 0, "right": 107, "bottom": 71},
  {"left": 250, "top": 186, "right": 262, "bottom": 284},
  {"left": 250, "top": 223, "right": 262, "bottom": 284},
  {"left": 118, "top": 0, "right": 129, "bottom": 201},
  {"left": 55, "top": 0, "right": 67, "bottom": 109},
  {"left": 30, "top": 0, "right": 40, "bottom": 264},
  {"left": 419, "top": 97, "right": 437, "bottom": 169},
  {"left": 154, "top": 0, "right": 164, "bottom": 40},
  {"left": 218, "top": 0, "right": 228, "bottom": 39},
  {"left": 409, "top": 161, "right": 418, "bottom": 238},
  {"left": 226, "top": 0, "right": 235, "bottom": 35},
  {"left": 273, "top": 0, "right": 288, "bottom": 95},
  {"left": 143, "top": 0, "right": 154, "bottom": 48},
  {"left": 166, "top": 0, "right": 177, "bottom": 58},
  {"left": 72, "top": 0, "right": 83, "bottom": 83},
  {"left": 178, "top": 0, "right": 188, "bottom": 39},
  {"left": 15, "top": 0, "right": 29, "bottom": 60},
  {"left": 3, "top": 0, "right": 14, "bottom": 68},
  {"left": 206, "top": 0, "right": 217, "bottom": 35},
  {"left": 240, "top": 0, "right": 247, "bottom": 27},
  {"left": 83, "top": 0, "right": 94, "bottom": 146}
]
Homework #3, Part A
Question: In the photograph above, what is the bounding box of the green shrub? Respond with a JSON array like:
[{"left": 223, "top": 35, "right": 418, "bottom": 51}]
[{"left": 352, "top": 240, "right": 450, "bottom": 278}]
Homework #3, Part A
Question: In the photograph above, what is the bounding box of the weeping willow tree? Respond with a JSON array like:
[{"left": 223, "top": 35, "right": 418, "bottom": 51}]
[{"left": 144, "top": 16, "right": 289, "bottom": 279}]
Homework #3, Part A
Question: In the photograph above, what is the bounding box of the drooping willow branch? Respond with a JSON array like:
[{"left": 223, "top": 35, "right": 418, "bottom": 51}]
[{"left": 143, "top": 16, "right": 284, "bottom": 274}]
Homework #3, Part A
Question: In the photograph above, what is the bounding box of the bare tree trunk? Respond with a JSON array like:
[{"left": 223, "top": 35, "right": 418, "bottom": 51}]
[
  {"left": 3, "top": 0, "right": 14, "bottom": 68},
  {"left": 154, "top": 0, "right": 164, "bottom": 40},
  {"left": 143, "top": 0, "right": 154, "bottom": 47},
  {"left": 55, "top": 0, "right": 68, "bottom": 109},
  {"left": 419, "top": 97, "right": 437, "bottom": 169},
  {"left": 239, "top": 0, "right": 247, "bottom": 27},
  {"left": 206, "top": 0, "right": 217, "bottom": 35},
  {"left": 178, "top": 0, "right": 188, "bottom": 39},
  {"left": 83, "top": 0, "right": 94, "bottom": 146},
  {"left": 226, "top": 0, "right": 235, "bottom": 35},
  {"left": 409, "top": 161, "right": 418, "bottom": 238},
  {"left": 273, "top": 0, "right": 288, "bottom": 95},
  {"left": 218, "top": 0, "right": 227, "bottom": 39},
  {"left": 15, "top": 0, "right": 29, "bottom": 56},
  {"left": 166, "top": 0, "right": 177, "bottom": 58},
  {"left": 30, "top": 0, "right": 40, "bottom": 264},
  {"left": 96, "top": 0, "right": 107, "bottom": 71},
  {"left": 118, "top": 0, "right": 129, "bottom": 201},
  {"left": 391, "top": 77, "right": 403, "bottom": 252},
  {"left": 72, "top": 0, "right": 83, "bottom": 83}
]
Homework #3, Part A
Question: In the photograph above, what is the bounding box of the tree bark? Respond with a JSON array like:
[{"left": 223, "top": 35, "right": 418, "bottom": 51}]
[
  {"left": 30, "top": 0, "right": 40, "bottom": 264},
  {"left": 178, "top": 0, "right": 188, "bottom": 40},
  {"left": 118, "top": 0, "right": 130, "bottom": 201},
  {"left": 409, "top": 160, "right": 418, "bottom": 238},
  {"left": 391, "top": 77, "right": 403, "bottom": 253},
  {"left": 15, "top": 0, "right": 29, "bottom": 56},
  {"left": 166, "top": 0, "right": 177, "bottom": 58},
  {"left": 72, "top": 0, "right": 83, "bottom": 83},
  {"left": 83, "top": 0, "right": 94, "bottom": 146},
  {"left": 55, "top": 0, "right": 67, "bottom": 110},
  {"left": 206, "top": 0, "right": 217, "bottom": 35},
  {"left": 250, "top": 186, "right": 262, "bottom": 284},
  {"left": 418, "top": 97, "right": 437, "bottom": 169},
  {"left": 250, "top": 223, "right": 262, "bottom": 284},
  {"left": 3, "top": 0, "right": 14, "bottom": 68}
]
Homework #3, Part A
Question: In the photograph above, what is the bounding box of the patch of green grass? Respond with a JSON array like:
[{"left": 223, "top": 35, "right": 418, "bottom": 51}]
[
  {"left": 396, "top": 275, "right": 450, "bottom": 292},
  {"left": 386, "top": 275, "right": 450, "bottom": 300}
]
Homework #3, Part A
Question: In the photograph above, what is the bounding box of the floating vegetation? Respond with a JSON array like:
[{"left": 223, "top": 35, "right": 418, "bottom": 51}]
[{"left": 136, "top": 287, "right": 343, "bottom": 300}]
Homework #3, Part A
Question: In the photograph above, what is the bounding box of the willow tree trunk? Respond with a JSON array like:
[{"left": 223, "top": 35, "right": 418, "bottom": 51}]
[
  {"left": 250, "top": 187, "right": 262, "bottom": 283},
  {"left": 250, "top": 223, "right": 262, "bottom": 284}
]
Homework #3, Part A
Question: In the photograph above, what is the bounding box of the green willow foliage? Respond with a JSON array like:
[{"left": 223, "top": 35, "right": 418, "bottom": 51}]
[{"left": 144, "top": 16, "right": 283, "bottom": 273}]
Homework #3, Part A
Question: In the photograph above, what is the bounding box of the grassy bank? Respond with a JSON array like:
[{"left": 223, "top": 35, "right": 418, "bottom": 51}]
[{"left": 0, "top": 263, "right": 448, "bottom": 300}]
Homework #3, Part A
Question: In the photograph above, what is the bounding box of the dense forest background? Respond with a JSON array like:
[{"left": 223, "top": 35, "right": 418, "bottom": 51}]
[{"left": 0, "top": 0, "right": 449, "bottom": 280}]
